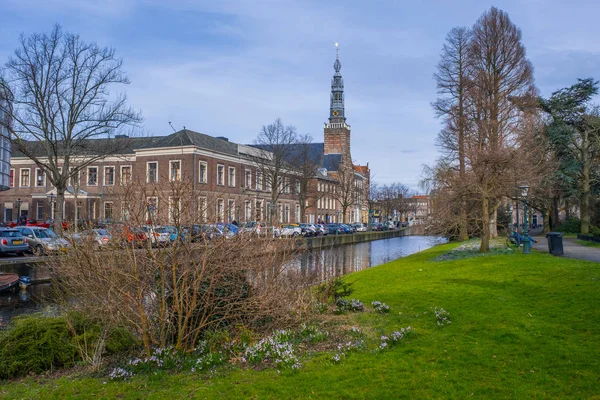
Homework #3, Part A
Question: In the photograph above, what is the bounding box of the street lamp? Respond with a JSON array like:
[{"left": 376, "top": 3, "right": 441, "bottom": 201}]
[
  {"left": 47, "top": 193, "right": 56, "bottom": 220},
  {"left": 520, "top": 182, "right": 531, "bottom": 254},
  {"left": 15, "top": 198, "right": 22, "bottom": 222}
]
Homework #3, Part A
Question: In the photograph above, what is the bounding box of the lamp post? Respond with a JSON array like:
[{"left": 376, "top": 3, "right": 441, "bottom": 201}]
[
  {"left": 520, "top": 182, "right": 531, "bottom": 254},
  {"left": 47, "top": 193, "right": 56, "bottom": 220},
  {"left": 15, "top": 198, "right": 22, "bottom": 222}
]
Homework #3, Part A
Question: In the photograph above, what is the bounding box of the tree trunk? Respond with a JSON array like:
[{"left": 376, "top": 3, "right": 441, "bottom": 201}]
[
  {"left": 489, "top": 207, "right": 498, "bottom": 238},
  {"left": 581, "top": 191, "right": 590, "bottom": 234},
  {"left": 581, "top": 131, "right": 590, "bottom": 234},
  {"left": 56, "top": 188, "right": 65, "bottom": 235},
  {"left": 480, "top": 195, "right": 490, "bottom": 253},
  {"left": 543, "top": 209, "right": 551, "bottom": 234},
  {"left": 552, "top": 197, "right": 560, "bottom": 229}
]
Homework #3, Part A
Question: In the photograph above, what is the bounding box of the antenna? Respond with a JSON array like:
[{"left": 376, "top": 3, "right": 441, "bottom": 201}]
[{"left": 168, "top": 122, "right": 177, "bottom": 133}]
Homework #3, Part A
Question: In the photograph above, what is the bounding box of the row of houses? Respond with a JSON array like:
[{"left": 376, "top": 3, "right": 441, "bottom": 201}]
[{"left": 0, "top": 51, "right": 370, "bottom": 226}]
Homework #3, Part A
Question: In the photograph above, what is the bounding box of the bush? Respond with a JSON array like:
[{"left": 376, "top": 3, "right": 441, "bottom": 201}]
[
  {"left": 315, "top": 277, "right": 354, "bottom": 303},
  {"left": 0, "top": 315, "right": 78, "bottom": 379},
  {"left": 558, "top": 218, "right": 581, "bottom": 233}
]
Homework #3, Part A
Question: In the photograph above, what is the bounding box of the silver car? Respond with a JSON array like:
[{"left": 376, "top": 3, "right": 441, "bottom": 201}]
[
  {"left": 16, "top": 227, "right": 71, "bottom": 256},
  {"left": 66, "top": 229, "right": 112, "bottom": 249},
  {"left": 0, "top": 228, "right": 29, "bottom": 256}
]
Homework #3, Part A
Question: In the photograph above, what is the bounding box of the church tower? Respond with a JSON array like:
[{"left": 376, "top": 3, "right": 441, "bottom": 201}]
[{"left": 324, "top": 43, "right": 351, "bottom": 162}]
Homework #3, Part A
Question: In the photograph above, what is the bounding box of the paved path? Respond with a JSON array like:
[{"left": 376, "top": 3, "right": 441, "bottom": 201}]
[{"left": 534, "top": 236, "right": 600, "bottom": 263}]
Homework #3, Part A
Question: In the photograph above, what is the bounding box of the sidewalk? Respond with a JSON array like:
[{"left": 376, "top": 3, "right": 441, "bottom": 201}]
[{"left": 534, "top": 236, "right": 600, "bottom": 263}]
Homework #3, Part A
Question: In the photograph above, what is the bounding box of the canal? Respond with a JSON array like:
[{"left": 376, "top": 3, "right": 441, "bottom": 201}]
[{"left": 0, "top": 235, "right": 446, "bottom": 325}]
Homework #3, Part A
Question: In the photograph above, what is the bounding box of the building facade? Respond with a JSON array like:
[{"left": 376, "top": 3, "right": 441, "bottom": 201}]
[{"left": 1, "top": 49, "right": 369, "bottom": 226}]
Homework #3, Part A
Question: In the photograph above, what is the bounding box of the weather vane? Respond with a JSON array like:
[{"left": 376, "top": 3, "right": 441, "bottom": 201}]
[{"left": 335, "top": 42, "right": 339, "bottom": 58}]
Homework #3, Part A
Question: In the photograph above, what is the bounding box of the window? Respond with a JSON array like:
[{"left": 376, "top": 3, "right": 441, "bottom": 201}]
[
  {"left": 285, "top": 204, "right": 290, "bottom": 223},
  {"left": 147, "top": 162, "right": 158, "bottom": 183},
  {"left": 245, "top": 169, "right": 252, "bottom": 189},
  {"left": 169, "top": 197, "right": 181, "bottom": 223},
  {"left": 198, "top": 197, "right": 207, "bottom": 222},
  {"left": 228, "top": 166, "right": 236, "bottom": 187},
  {"left": 9, "top": 169, "right": 14, "bottom": 187},
  {"left": 199, "top": 161, "right": 207, "bottom": 183},
  {"left": 170, "top": 160, "right": 181, "bottom": 181},
  {"left": 20, "top": 168, "right": 30, "bottom": 187},
  {"left": 104, "top": 202, "right": 114, "bottom": 220},
  {"left": 227, "top": 199, "right": 235, "bottom": 222},
  {"left": 37, "top": 202, "right": 44, "bottom": 220},
  {"left": 35, "top": 168, "right": 45, "bottom": 187},
  {"left": 296, "top": 204, "right": 301, "bottom": 223},
  {"left": 295, "top": 181, "right": 301, "bottom": 194},
  {"left": 217, "top": 199, "right": 224, "bottom": 221},
  {"left": 284, "top": 177, "right": 290, "bottom": 194},
  {"left": 217, "top": 165, "right": 224, "bottom": 186},
  {"left": 266, "top": 175, "right": 272, "bottom": 192},
  {"left": 104, "top": 166, "right": 115, "bottom": 186},
  {"left": 120, "top": 165, "right": 132, "bottom": 185},
  {"left": 256, "top": 171, "right": 263, "bottom": 191},
  {"left": 147, "top": 197, "right": 158, "bottom": 222},
  {"left": 121, "top": 202, "right": 131, "bottom": 221},
  {"left": 87, "top": 167, "right": 98, "bottom": 186},
  {"left": 245, "top": 201, "right": 251, "bottom": 221},
  {"left": 255, "top": 200, "right": 263, "bottom": 221},
  {"left": 68, "top": 168, "right": 80, "bottom": 187}
]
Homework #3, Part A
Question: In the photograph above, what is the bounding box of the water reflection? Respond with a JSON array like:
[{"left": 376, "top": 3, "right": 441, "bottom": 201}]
[{"left": 294, "top": 236, "right": 447, "bottom": 283}]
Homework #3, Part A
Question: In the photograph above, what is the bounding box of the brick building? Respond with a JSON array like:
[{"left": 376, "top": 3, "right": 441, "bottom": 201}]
[{"left": 1, "top": 47, "right": 369, "bottom": 226}]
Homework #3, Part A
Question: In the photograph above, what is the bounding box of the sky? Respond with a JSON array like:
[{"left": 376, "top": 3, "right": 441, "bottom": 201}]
[{"left": 2, "top": 0, "right": 600, "bottom": 191}]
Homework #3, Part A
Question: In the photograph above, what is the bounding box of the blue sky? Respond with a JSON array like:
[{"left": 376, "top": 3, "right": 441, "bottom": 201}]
[{"left": 2, "top": 0, "right": 600, "bottom": 190}]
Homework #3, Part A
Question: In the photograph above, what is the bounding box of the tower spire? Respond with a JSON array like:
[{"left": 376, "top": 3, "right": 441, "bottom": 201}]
[{"left": 329, "top": 42, "right": 345, "bottom": 122}]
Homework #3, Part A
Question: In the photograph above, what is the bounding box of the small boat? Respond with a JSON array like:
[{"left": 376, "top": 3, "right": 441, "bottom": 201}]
[{"left": 0, "top": 273, "right": 20, "bottom": 293}]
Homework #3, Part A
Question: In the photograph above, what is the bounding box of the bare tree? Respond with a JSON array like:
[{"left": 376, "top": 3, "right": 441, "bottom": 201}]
[
  {"left": 0, "top": 25, "right": 141, "bottom": 233},
  {"left": 467, "top": 7, "right": 536, "bottom": 252},
  {"left": 251, "top": 118, "right": 298, "bottom": 224},
  {"left": 290, "top": 134, "right": 321, "bottom": 223},
  {"left": 432, "top": 26, "right": 472, "bottom": 241},
  {"left": 331, "top": 164, "right": 358, "bottom": 223}
]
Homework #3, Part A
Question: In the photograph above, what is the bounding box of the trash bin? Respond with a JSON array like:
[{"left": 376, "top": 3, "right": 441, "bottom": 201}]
[{"left": 545, "top": 232, "right": 564, "bottom": 256}]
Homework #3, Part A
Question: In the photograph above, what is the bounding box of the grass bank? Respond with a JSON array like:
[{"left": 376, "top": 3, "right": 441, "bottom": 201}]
[{"left": 2, "top": 243, "right": 599, "bottom": 399}]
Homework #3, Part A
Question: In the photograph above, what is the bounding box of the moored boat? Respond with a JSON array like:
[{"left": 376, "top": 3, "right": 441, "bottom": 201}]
[{"left": 0, "top": 273, "right": 20, "bottom": 293}]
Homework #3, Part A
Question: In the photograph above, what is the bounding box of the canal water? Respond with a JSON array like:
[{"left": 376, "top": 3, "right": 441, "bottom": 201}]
[{"left": 0, "top": 235, "right": 446, "bottom": 325}]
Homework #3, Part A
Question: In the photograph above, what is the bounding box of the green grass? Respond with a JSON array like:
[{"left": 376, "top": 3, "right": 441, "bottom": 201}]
[
  {"left": 2, "top": 243, "right": 600, "bottom": 399},
  {"left": 577, "top": 240, "right": 600, "bottom": 248}
]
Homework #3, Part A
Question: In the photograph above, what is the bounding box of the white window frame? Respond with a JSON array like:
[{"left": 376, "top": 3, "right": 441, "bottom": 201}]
[
  {"left": 103, "top": 201, "right": 114, "bottom": 220},
  {"left": 295, "top": 181, "right": 301, "bottom": 194},
  {"left": 245, "top": 200, "right": 251, "bottom": 221},
  {"left": 87, "top": 166, "right": 98, "bottom": 186},
  {"left": 216, "top": 198, "right": 224, "bottom": 221},
  {"left": 68, "top": 168, "right": 81, "bottom": 188},
  {"left": 20, "top": 168, "right": 31, "bottom": 187},
  {"left": 120, "top": 165, "right": 132, "bottom": 185},
  {"left": 35, "top": 168, "right": 45, "bottom": 187},
  {"left": 227, "top": 199, "right": 235, "bottom": 222},
  {"left": 217, "top": 164, "right": 224, "bottom": 186},
  {"left": 256, "top": 171, "right": 263, "bottom": 191},
  {"left": 147, "top": 161, "right": 158, "bottom": 183},
  {"left": 169, "top": 160, "right": 182, "bottom": 182},
  {"left": 198, "top": 161, "right": 208, "bottom": 184},
  {"left": 255, "top": 200, "right": 263, "bottom": 221},
  {"left": 169, "top": 196, "right": 182, "bottom": 223},
  {"left": 228, "top": 166, "right": 236, "bottom": 187},
  {"left": 198, "top": 196, "right": 207, "bottom": 222},
  {"left": 147, "top": 196, "right": 158, "bottom": 222},
  {"left": 36, "top": 202, "right": 44, "bottom": 220},
  {"left": 104, "top": 166, "right": 115, "bottom": 186},
  {"left": 285, "top": 204, "right": 290, "bottom": 223},
  {"left": 296, "top": 204, "right": 301, "bottom": 223},
  {"left": 245, "top": 169, "right": 252, "bottom": 189}
]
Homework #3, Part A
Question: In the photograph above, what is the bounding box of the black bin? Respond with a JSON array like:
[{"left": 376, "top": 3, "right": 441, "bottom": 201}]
[{"left": 545, "top": 232, "right": 564, "bottom": 256}]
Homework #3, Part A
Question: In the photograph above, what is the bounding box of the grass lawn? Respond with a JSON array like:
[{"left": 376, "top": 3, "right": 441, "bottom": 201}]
[
  {"left": 577, "top": 240, "right": 600, "bottom": 248},
  {"left": 2, "top": 243, "right": 600, "bottom": 399}
]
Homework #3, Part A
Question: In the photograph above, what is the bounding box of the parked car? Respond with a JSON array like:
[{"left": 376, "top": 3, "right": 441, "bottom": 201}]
[
  {"left": 339, "top": 224, "right": 354, "bottom": 234},
  {"left": 110, "top": 225, "right": 148, "bottom": 248},
  {"left": 16, "top": 226, "right": 71, "bottom": 256},
  {"left": 279, "top": 224, "right": 302, "bottom": 238},
  {"left": 352, "top": 223, "right": 367, "bottom": 232},
  {"left": 0, "top": 228, "right": 29, "bottom": 256},
  {"left": 141, "top": 226, "right": 170, "bottom": 247},
  {"left": 241, "top": 221, "right": 268, "bottom": 236},
  {"left": 298, "top": 223, "right": 317, "bottom": 237},
  {"left": 66, "top": 229, "right": 112, "bottom": 249},
  {"left": 314, "top": 224, "right": 328, "bottom": 236},
  {"left": 325, "top": 223, "right": 345, "bottom": 235},
  {"left": 164, "top": 226, "right": 188, "bottom": 243}
]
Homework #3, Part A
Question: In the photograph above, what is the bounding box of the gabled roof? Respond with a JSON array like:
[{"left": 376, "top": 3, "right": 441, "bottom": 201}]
[{"left": 145, "top": 130, "right": 239, "bottom": 156}]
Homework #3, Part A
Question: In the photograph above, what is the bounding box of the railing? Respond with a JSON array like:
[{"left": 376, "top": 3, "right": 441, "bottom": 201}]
[{"left": 324, "top": 122, "right": 351, "bottom": 129}]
